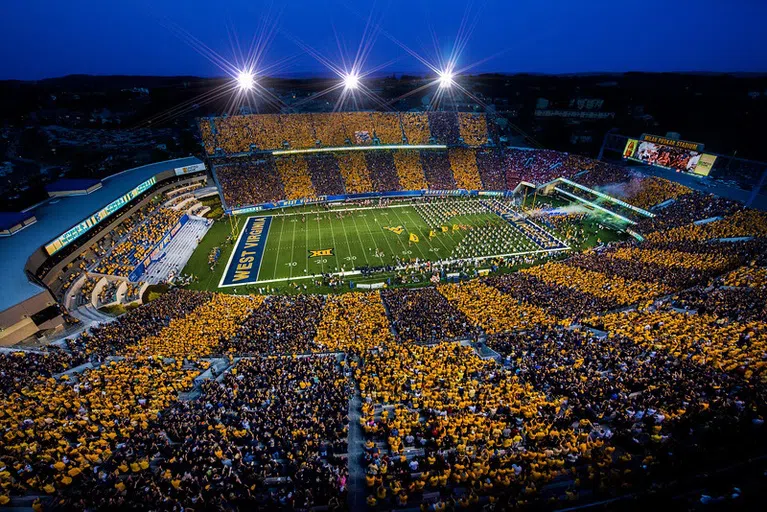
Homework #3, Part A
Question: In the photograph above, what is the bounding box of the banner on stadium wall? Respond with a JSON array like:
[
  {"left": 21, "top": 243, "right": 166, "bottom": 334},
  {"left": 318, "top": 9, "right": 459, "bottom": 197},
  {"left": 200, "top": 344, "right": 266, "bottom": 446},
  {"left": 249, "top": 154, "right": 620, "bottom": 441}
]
[
  {"left": 692, "top": 153, "right": 717, "bottom": 176},
  {"left": 128, "top": 214, "right": 189, "bottom": 282},
  {"left": 174, "top": 163, "right": 206, "bottom": 176},
  {"left": 224, "top": 189, "right": 507, "bottom": 217},
  {"left": 623, "top": 139, "right": 639, "bottom": 159}
]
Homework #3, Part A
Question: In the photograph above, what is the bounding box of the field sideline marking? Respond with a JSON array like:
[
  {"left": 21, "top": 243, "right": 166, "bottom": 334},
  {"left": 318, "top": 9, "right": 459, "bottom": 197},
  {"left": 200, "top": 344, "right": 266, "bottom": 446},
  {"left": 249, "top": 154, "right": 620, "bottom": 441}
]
[{"left": 220, "top": 246, "right": 569, "bottom": 286}]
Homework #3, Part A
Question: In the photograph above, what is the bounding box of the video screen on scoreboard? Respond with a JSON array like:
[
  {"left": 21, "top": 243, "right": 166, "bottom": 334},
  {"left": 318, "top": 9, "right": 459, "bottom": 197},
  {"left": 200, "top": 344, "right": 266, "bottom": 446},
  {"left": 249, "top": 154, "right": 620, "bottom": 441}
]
[{"left": 633, "top": 140, "right": 700, "bottom": 173}]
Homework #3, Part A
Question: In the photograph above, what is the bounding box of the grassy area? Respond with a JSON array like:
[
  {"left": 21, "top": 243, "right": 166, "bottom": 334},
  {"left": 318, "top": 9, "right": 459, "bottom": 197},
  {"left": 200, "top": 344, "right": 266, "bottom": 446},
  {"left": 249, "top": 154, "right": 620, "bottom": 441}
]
[{"left": 180, "top": 197, "right": 624, "bottom": 294}]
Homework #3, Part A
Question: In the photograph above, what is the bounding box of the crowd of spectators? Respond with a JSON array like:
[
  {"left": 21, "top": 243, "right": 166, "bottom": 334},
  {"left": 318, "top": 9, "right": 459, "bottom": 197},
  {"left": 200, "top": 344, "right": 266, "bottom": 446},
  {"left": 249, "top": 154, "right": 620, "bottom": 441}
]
[
  {"left": 421, "top": 150, "right": 457, "bottom": 190},
  {"left": 427, "top": 112, "right": 461, "bottom": 145},
  {"left": 620, "top": 176, "right": 692, "bottom": 209},
  {"left": 636, "top": 191, "right": 741, "bottom": 234},
  {"left": 723, "top": 264, "right": 767, "bottom": 288},
  {"left": 400, "top": 112, "right": 430, "bottom": 145},
  {"left": 475, "top": 149, "right": 504, "bottom": 190},
  {"left": 587, "top": 305, "right": 767, "bottom": 383},
  {"left": 307, "top": 154, "right": 345, "bottom": 196},
  {"left": 647, "top": 209, "right": 767, "bottom": 242},
  {"left": 221, "top": 295, "right": 325, "bottom": 355},
  {"left": 311, "top": 113, "right": 348, "bottom": 147},
  {"left": 370, "top": 112, "right": 403, "bottom": 144},
  {"left": 488, "top": 272, "right": 614, "bottom": 320},
  {"left": 437, "top": 279, "right": 557, "bottom": 334},
  {"left": 0, "top": 358, "right": 201, "bottom": 500},
  {"left": 94, "top": 208, "right": 184, "bottom": 277},
  {"left": 364, "top": 151, "right": 401, "bottom": 192},
  {"left": 392, "top": 150, "right": 428, "bottom": 190},
  {"left": 314, "top": 292, "right": 394, "bottom": 355},
  {"left": 457, "top": 112, "right": 489, "bottom": 146},
  {"left": 280, "top": 113, "right": 316, "bottom": 149},
  {"left": 520, "top": 261, "right": 671, "bottom": 307},
  {"left": 0, "top": 349, "right": 86, "bottom": 395},
  {"left": 71, "top": 289, "right": 212, "bottom": 355},
  {"left": 448, "top": 148, "right": 483, "bottom": 190},
  {"left": 336, "top": 152, "right": 373, "bottom": 194},
  {"left": 57, "top": 357, "right": 349, "bottom": 510},
  {"left": 216, "top": 159, "right": 285, "bottom": 208},
  {"left": 124, "top": 293, "right": 258, "bottom": 358},
  {"left": 275, "top": 155, "right": 317, "bottom": 200},
  {"left": 381, "top": 287, "right": 478, "bottom": 343}
]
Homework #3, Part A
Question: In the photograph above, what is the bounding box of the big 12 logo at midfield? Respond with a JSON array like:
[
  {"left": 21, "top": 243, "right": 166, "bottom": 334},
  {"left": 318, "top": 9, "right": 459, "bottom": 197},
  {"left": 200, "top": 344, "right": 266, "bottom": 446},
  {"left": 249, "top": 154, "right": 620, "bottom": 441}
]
[{"left": 309, "top": 248, "right": 334, "bottom": 258}]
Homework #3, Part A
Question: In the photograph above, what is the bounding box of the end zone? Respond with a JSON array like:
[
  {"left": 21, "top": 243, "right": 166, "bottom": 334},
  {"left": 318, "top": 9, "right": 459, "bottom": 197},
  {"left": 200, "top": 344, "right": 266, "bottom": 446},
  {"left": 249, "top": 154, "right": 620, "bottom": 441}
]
[{"left": 219, "top": 216, "right": 271, "bottom": 288}]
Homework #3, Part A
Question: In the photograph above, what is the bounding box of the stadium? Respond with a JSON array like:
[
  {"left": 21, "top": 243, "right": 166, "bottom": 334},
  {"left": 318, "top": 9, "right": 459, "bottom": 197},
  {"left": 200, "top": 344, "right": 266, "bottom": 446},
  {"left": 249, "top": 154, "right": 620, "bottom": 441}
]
[
  {"left": 1, "top": 104, "right": 767, "bottom": 510},
  {"left": 1, "top": 10, "right": 767, "bottom": 507}
]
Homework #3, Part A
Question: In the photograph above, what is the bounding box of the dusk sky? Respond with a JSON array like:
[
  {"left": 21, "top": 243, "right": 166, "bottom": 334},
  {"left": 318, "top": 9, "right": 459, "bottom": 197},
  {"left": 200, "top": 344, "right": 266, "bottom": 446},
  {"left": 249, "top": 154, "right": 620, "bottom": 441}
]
[{"left": 1, "top": 0, "right": 766, "bottom": 80}]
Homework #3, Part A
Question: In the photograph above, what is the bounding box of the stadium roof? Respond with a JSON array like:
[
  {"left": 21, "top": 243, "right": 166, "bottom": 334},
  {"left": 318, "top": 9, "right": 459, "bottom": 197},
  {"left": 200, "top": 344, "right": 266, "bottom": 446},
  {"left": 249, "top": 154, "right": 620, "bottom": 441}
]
[
  {"left": 0, "top": 212, "right": 35, "bottom": 232},
  {"left": 0, "top": 157, "right": 202, "bottom": 313},
  {"left": 45, "top": 178, "right": 102, "bottom": 194}
]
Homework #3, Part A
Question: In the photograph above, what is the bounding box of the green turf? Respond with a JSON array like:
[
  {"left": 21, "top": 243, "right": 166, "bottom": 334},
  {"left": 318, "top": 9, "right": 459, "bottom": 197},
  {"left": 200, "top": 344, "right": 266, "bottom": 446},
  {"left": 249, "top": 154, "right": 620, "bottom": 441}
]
[
  {"left": 249, "top": 205, "right": 519, "bottom": 281},
  {"left": 182, "top": 197, "right": 626, "bottom": 294}
]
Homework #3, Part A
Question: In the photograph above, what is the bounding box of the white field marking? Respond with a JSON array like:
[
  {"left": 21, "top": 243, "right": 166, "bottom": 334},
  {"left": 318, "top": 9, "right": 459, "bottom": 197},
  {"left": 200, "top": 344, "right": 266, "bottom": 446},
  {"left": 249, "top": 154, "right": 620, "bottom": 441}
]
[
  {"left": 217, "top": 246, "right": 569, "bottom": 288},
  {"left": 220, "top": 270, "right": 363, "bottom": 286},
  {"left": 217, "top": 216, "right": 255, "bottom": 289},
  {"left": 242, "top": 203, "right": 415, "bottom": 218}
]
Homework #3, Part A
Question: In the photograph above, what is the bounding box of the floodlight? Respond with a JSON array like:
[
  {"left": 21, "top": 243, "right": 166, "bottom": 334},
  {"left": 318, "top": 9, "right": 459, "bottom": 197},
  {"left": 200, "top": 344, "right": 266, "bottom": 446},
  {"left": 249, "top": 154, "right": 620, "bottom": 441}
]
[
  {"left": 343, "top": 73, "right": 360, "bottom": 90},
  {"left": 438, "top": 70, "right": 454, "bottom": 88},
  {"left": 236, "top": 70, "right": 255, "bottom": 91}
]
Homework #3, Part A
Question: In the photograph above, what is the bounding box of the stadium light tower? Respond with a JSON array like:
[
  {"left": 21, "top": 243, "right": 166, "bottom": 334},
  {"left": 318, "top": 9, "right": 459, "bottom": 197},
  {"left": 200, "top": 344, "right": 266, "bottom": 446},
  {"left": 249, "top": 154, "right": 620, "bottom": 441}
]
[
  {"left": 236, "top": 70, "right": 255, "bottom": 91},
  {"left": 438, "top": 69, "right": 455, "bottom": 88},
  {"left": 343, "top": 72, "right": 360, "bottom": 90}
]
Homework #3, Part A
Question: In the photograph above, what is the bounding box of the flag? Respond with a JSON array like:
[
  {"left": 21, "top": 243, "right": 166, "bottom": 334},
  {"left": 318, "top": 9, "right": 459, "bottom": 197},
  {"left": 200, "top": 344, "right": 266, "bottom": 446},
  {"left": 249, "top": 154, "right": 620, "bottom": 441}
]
[
  {"left": 429, "top": 230, "right": 436, "bottom": 238},
  {"left": 409, "top": 233, "right": 419, "bottom": 243},
  {"left": 453, "top": 224, "right": 459, "bottom": 231},
  {"left": 441, "top": 226, "right": 449, "bottom": 233}
]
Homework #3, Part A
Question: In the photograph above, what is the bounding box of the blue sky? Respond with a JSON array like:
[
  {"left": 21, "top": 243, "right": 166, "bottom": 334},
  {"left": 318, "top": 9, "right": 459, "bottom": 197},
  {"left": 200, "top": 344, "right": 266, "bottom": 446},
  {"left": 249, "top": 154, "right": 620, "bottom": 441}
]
[{"left": 1, "top": 0, "right": 765, "bottom": 80}]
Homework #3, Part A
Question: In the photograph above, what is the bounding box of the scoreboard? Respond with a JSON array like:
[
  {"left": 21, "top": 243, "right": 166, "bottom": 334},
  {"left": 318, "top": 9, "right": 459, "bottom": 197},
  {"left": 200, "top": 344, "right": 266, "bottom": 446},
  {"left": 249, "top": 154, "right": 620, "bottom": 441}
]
[{"left": 44, "top": 177, "right": 156, "bottom": 256}]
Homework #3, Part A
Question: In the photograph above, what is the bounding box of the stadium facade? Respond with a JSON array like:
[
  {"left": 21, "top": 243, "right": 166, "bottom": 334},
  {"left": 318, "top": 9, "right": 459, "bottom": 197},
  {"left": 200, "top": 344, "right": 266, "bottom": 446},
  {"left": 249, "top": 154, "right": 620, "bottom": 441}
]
[{"left": 0, "top": 157, "right": 205, "bottom": 346}]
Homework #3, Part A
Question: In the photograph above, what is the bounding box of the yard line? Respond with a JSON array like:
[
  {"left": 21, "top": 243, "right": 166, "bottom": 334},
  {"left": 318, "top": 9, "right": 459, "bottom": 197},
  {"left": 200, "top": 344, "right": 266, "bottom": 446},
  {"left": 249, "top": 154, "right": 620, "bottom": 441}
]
[
  {"left": 349, "top": 212, "right": 372, "bottom": 266},
  {"left": 315, "top": 214, "right": 325, "bottom": 274},
  {"left": 361, "top": 211, "right": 400, "bottom": 263},
  {"left": 402, "top": 207, "right": 449, "bottom": 259},
  {"left": 289, "top": 216, "right": 297, "bottom": 280},
  {"left": 389, "top": 207, "right": 429, "bottom": 261},
  {"left": 270, "top": 215, "right": 287, "bottom": 281},
  {"left": 337, "top": 213, "right": 360, "bottom": 269},
  {"left": 304, "top": 217, "right": 310, "bottom": 276},
  {"left": 327, "top": 213, "right": 343, "bottom": 272}
]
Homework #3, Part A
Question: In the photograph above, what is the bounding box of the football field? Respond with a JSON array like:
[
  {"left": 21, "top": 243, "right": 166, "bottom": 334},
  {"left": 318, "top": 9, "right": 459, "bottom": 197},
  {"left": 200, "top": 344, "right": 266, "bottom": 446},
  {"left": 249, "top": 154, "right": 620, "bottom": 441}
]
[
  {"left": 181, "top": 199, "right": 574, "bottom": 291},
  {"left": 216, "top": 201, "right": 567, "bottom": 287}
]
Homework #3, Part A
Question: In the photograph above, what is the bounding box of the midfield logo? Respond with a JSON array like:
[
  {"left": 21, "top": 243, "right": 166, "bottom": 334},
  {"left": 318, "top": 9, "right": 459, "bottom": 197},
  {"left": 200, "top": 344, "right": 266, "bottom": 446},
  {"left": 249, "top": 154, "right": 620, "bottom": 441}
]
[{"left": 309, "top": 248, "right": 334, "bottom": 258}]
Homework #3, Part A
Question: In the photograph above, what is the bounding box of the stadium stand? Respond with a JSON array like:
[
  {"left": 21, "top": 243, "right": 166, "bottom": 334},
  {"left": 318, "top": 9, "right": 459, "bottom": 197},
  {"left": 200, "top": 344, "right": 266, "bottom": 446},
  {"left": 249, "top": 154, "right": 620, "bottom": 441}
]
[
  {"left": 337, "top": 151, "right": 374, "bottom": 194},
  {"left": 364, "top": 150, "right": 401, "bottom": 192},
  {"left": 215, "top": 158, "right": 285, "bottom": 208},
  {"left": 307, "top": 153, "right": 345, "bottom": 196},
  {"left": 275, "top": 155, "right": 317, "bottom": 200},
  {"left": 427, "top": 111, "right": 461, "bottom": 145},
  {"left": 448, "top": 147, "right": 483, "bottom": 190},
  {"left": 392, "top": 149, "right": 428, "bottom": 191},
  {"left": 457, "top": 112, "right": 489, "bottom": 146},
  {"left": 370, "top": 112, "right": 404, "bottom": 144},
  {"left": 420, "top": 150, "right": 457, "bottom": 190}
]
